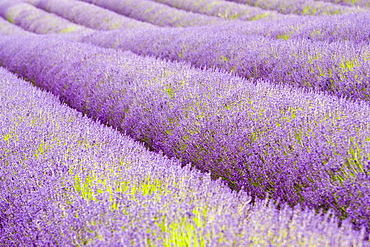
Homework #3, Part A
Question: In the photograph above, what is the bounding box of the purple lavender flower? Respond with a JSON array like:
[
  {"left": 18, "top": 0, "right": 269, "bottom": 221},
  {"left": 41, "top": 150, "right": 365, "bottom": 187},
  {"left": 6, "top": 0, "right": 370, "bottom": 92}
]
[
  {"left": 79, "top": 0, "right": 225, "bottom": 27},
  {"left": 150, "top": 0, "right": 284, "bottom": 21},
  {"left": 225, "top": 0, "right": 367, "bottom": 15},
  {"left": 0, "top": 34, "right": 370, "bottom": 234},
  {"left": 26, "top": 0, "right": 155, "bottom": 30},
  {"left": 315, "top": 0, "right": 370, "bottom": 8},
  {"left": 1, "top": 66, "right": 366, "bottom": 245},
  {"left": 0, "top": 0, "right": 93, "bottom": 34},
  {"left": 80, "top": 26, "right": 370, "bottom": 102}
]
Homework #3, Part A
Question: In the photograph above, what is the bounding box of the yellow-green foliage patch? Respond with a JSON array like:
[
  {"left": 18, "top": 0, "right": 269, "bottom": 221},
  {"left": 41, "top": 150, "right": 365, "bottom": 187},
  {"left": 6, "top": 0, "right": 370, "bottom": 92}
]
[{"left": 59, "top": 27, "right": 77, "bottom": 33}]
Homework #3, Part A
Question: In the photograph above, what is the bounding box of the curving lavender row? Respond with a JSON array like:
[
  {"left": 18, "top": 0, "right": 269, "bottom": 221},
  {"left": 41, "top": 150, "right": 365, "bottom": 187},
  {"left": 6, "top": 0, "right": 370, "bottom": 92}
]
[
  {"left": 2, "top": 67, "right": 367, "bottom": 246},
  {"left": 225, "top": 0, "right": 366, "bottom": 15},
  {"left": 25, "top": 0, "right": 155, "bottom": 30},
  {"left": 217, "top": 12, "right": 370, "bottom": 43},
  {"left": 3, "top": 0, "right": 369, "bottom": 37},
  {"left": 149, "top": 0, "right": 286, "bottom": 20},
  {"left": 1, "top": 35, "right": 370, "bottom": 232},
  {"left": 79, "top": 26, "right": 370, "bottom": 102},
  {"left": 110, "top": 11, "right": 370, "bottom": 43},
  {"left": 0, "top": 0, "right": 93, "bottom": 34},
  {"left": 318, "top": 0, "right": 370, "bottom": 8},
  {"left": 5, "top": 2, "right": 370, "bottom": 43},
  {"left": 0, "top": 16, "right": 34, "bottom": 35},
  {"left": 86, "top": 0, "right": 284, "bottom": 21},
  {"left": 75, "top": 0, "right": 226, "bottom": 27}
]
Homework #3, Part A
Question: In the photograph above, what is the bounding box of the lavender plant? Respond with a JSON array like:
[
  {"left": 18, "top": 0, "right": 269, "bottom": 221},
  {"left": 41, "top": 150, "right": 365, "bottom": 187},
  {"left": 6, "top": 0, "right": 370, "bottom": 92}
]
[
  {"left": 0, "top": 0, "right": 93, "bottom": 34},
  {"left": 318, "top": 0, "right": 370, "bottom": 8},
  {"left": 78, "top": 0, "right": 225, "bottom": 27},
  {"left": 25, "top": 0, "right": 155, "bottom": 30},
  {"left": 149, "top": 0, "right": 285, "bottom": 21},
  {"left": 80, "top": 11, "right": 370, "bottom": 43},
  {"left": 5, "top": 2, "right": 369, "bottom": 43},
  {"left": 80, "top": 27, "right": 370, "bottom": 102},
  {"left": 2, "top": 67, "right": 367, "bottom": 246},
  {"left": 0, "top": 35, "right": 369, "bottom": 233},
  {"left": 225, "top": 0, "right": 366, "bottom": 15},
  {"left": 0, "top": 16, "right": 34, "bottom": 35}
]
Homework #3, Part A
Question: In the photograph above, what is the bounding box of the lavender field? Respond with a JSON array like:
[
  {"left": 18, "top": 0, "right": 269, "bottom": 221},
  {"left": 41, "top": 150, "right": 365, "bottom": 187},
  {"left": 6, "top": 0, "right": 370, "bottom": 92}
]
[{"left": 1, "top": 0, "right": 370, "bottom": 246}]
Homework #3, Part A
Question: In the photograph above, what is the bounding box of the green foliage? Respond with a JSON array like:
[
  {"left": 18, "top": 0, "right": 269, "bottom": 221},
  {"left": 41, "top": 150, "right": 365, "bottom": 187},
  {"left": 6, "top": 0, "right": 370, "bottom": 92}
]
[
  {"left": 250, "top": 13, "right": 270, "bottom": 21},
  {"left": 277, "top": 34, "right": 290, "bottom": 41},
  {"left": 302, "top": 6, "right": 317, "bottom": 15},
  {"left": 3, "top": 133, "right": 12, "bottom": 144},
  {"left": 155, "top": 207, "right": 209, "bottom": 247},
  {"left": 59, "top": 27, "right": 77, "bottom": 33}
]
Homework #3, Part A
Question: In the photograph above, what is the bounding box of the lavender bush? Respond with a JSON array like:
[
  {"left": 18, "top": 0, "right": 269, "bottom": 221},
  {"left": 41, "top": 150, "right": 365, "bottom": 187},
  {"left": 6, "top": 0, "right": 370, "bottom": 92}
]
[
  {"left": 86, "top": 11, "right": 370, "bottom": 43},
  {"left": 0, "top": 16, "right": 34, "bottom": 35},
  {"left": 26, "top": 11, "right": 368, "bottom": 104},
  {"left": 0, "top": 35, "right": 369, "bottom": 234},
  {"left": 149, "top": 0, "right": 285, "bottom": 21},
  {"left": 25, "top": 0, "right": 155, "bottom": 30},
  {"left": 78, "top": 0, "right": 226, "bottom": 27},
  {"left": 1, "top": 0, "right": 370, "bottom": 244},
  {"left": 318, "top": 0, "right": 370, "bottom": 8},
  {"left": 4, "top": 2, "right": 370, "bottom": 43},
  {"left": 225, "top": 0, "right": 366, "bottom": 15},
  {"left": 2, "top": 67, "right": 367, "bottom": 246},
  {"left": 0, "top": 0, "right": 93, "bottom": 34},
  {"left": 79, "top": 26, "right": 370, "bottom": 102}
]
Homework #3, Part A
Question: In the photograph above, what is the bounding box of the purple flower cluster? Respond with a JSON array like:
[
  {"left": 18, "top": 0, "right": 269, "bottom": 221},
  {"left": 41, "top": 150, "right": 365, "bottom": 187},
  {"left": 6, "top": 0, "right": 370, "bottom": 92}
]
[
  {"left": 0, "top": 0, "right": 93, "bottom": 34},
  {"left": 226, "top": 0, "right": 367, "bottom": 15},
  {"left": 318, "top": 0, "right": 370, "bottom": 8},
  {"left": 149, "top": 0, "right": 285, "bottom": 21},
  {"left": 25, "top": 0, "right": 155, "bottom": 30},
  {"left": 216, "top": 12, "right": 370, "bottom": 43},
  {"left": 1, "top": 0, "right": 370, "bottom": 244},
  {"left": 79, "top": 0, "right": 226, "bottom": 27},
  {"left": 80, "top": 24, "right": 370, "bottom": 102},
  {"left": 0, "top": 35, "right": 369, "bottom": 235},
  {"left": 0, "top": 16, "right": 34, "bottom": 35},
  {"left": 2, "top": 67, "right": 366, "bottom": 245}
]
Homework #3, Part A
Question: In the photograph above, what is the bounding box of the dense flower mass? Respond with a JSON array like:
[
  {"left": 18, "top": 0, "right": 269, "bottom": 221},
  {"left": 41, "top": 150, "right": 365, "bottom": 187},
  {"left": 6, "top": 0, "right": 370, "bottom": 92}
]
[
  {"left": 0, "top": 16, "right": 33, "bottom": 34},
  {"left": 0, "top": 0, "right": 370, "bottom": 246},
  {"left": 313, "top": 0, "right": 370, "bottom": 8},
  {"left": 150, "top": 0, "right": 298, "bottom": 19},
  {"left": 226, "top": 0, "right": 367, "bottom": 15},
  {"left": 1, "top": 66, "right": 366, "bottom": 246},
  {"left": 77, "top": 0, "right": 226, "bottom": 27},
  {"left": 0, "top": 0, "right": 93, "bottom": 34},
  {"left": 26, "top": 0, "right": 156, "bottom": 30},
  {"left": 78, "top": 24, "right": 370, "bottom": 102}
]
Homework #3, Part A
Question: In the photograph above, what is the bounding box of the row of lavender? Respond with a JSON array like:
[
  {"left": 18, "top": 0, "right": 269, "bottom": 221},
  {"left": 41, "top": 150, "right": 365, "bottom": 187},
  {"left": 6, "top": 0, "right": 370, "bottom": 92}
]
[
  {"left": 151, "top": 0, "right": 366, "bottom": 16},
  {"left": 0, "top": 0, "right": 93, "bottom": 34},
  {"left": 8, "top": 0, "right": 370, "bottom": 103},
  {"left": 225, "top": 0, "right": 369, "bottom": 14},
  {"left": 24, "top": 0, "right": 158, "bottom": 30},
  {"left": 6, "top": 0, "right": 370, "bottom": 43},
  {"left": 78, "top": 0, "right": 284, "bottom": 21},
  {"left": 71, "top": 0, "right": 370, "bottom": 102},
  {"left": 25, "top": 0, "right": 225, "bottom": 28},
  {"left": 2, "top": 66, "right": 367, "bottom": 245},
  {"left": 2, "top": 1, "right": 370, "bottom": 103},
  {"left": 21, "top": 0, "right": 369, "bottom": 36},
  {"left": 0, "top": 16, "right": 31, "bottom": 35},
  {"left": 307, "top": 0, "right": 370, "bottom": 8},
  {"left": 0, "top": 34, "right": 369, "bottom": 234},
  {"left": 79, "top": 21, "right": 370, "bottom": 102},
  {"left": 15, "top": 0, "right": 370, "bottom": 41},
  {"left": 2, "top": 0, "right": 370, "bottom": 239}
]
